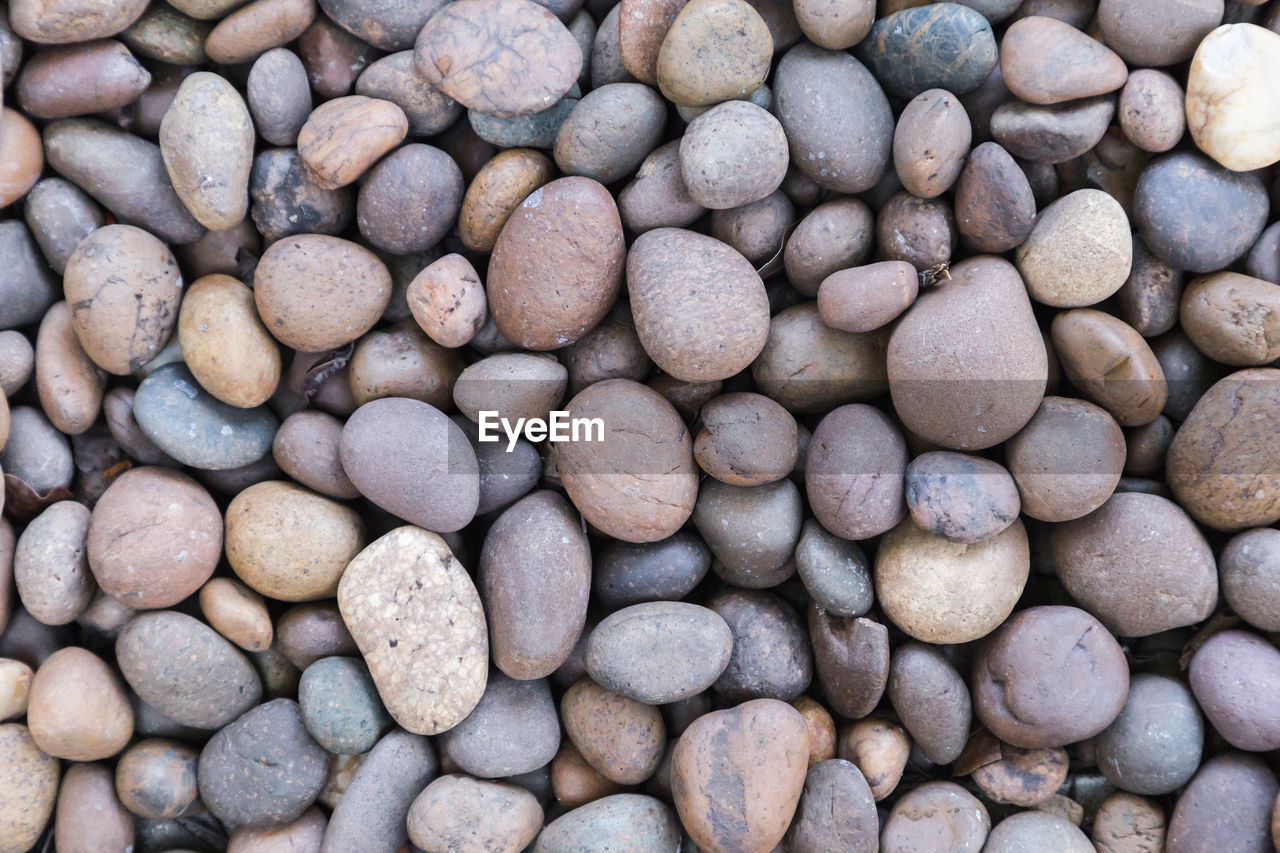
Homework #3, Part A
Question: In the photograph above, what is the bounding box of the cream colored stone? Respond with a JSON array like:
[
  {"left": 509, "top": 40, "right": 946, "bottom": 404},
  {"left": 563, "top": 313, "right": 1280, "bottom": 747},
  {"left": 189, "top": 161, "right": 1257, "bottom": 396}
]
[
  {"left": 1015, "top": 189, "right": 1132, "bottom": 308},
  {"left": 1187, "top": 24, "right": 1280, "bottom": 172},
  {"left": 0, "top": 661, "right": 32, "bottom": 722},
  {"left": 337, "top": 527, "right": 488, "bottom": 736}
]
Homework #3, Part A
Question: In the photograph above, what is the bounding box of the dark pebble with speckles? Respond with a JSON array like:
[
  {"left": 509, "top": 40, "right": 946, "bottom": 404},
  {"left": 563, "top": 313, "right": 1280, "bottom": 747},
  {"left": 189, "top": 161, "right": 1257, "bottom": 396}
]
[
  {"left": 794, "top": 519, "right": 874, "bottom": 617},
  {"left": 249, "top": 147, "right": 354, "bottom": 244},
  {"left": 856, "top": 3, "right": 997, "bottom": 100},
  {"left": 134, "top": 363, "right": 278, "bottom": 471},
  {"left": 592, "top": 531, "right": 712, "bottom": 609},
  {"left": 197, "top": 698, "right": 328, "bottom": 830},
  {"left": 1134, "top": 151, "right": 1271, "bottom": 275},
  {"left": 298, "top": 656, "right": 392, "bottom": 755}
]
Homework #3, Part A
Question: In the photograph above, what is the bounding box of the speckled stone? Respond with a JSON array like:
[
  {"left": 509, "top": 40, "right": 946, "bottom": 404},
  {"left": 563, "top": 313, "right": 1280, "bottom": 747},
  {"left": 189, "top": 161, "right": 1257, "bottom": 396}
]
[
  {"left": 198, "top": 698, "right": 328, "bottom": 829},
  {"left": 133, "top": 363, "right": 278, "bottom": 470},
  {"left": 794, "top": 520, "right": 873, "bottom": 617},
  {"left": 298, "top": 656, "right": 391, "bottom": 755},
  {"left": 0, "top": 724, "right": 59, "bottom": 853},
  {"left": 337, "top": 527, "right": 488, "bottom": 736},
  {"left": 857, "top": 3, "right": 998, "bottom": 99}
]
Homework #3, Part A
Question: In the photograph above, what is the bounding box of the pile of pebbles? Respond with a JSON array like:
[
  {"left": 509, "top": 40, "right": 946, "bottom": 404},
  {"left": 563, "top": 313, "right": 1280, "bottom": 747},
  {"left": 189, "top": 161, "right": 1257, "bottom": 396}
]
[{"left": 1, "top": 0, "right": 1280, "bottom": 850}]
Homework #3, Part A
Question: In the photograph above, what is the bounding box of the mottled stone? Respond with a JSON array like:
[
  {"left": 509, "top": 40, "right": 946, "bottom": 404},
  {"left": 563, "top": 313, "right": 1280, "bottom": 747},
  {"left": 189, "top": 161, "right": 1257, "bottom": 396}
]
[
  {"left": 1186, "top": 23, "right": 1280, "bottom": 172},
  {"left": 857, "top": 3, "right": 998, "bottom": 99}
]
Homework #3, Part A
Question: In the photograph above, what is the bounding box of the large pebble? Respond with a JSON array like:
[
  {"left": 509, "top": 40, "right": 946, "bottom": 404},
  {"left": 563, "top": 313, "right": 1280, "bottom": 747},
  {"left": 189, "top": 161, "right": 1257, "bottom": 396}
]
[
  {"left": 973, "top": 605, "right": 1129, "bottom": 748},
  {"left": 656, "top": 0, "right": 772, "bottom": 107},
  {"left": 857, "top": 3, "right": 997, "bottom": 99},
  {"left": 27, "top": 646, "right": 132, "bottom": 761},
  {"left": 1167, "top": 753, "right": 1277, "bottom": 853},
  {"left": 1015, "top": 189, "right": 1132, "bottom": 307},
  {"left": 990, "top": 95, "right": 1115, "bottom": 164},
  {"left": 806, "top": 404, "right": 906, "bottom": 540},
  {"left": 0, "top": 724, "right": 58, "bottom": 853},
  {"left": 159, "top": 71, "right": 254, "bottom": 230},
  {"left": 672, "top": 699, "right": 809, "bottom": 853},
  {"left": 680, "top": 101, "right": 788, "bottom": 209},
  {"left": 408, "top": 774, "right": 543, "bottom": 853},
  {"left": 586, "top": 601, "right": 733, "bottom": 704},
  {"left": 1189, "top": 630, "right": 1280, "bottom": 752},
  {"left": 337, "top": 527, "right": 487, "bottom": 735},
  {"left": 1096, "top": 673, "right": 1203, "bottom": 796},
  {"left": 954, "top": 142, "right": 1036, "bottom": 252},
  {"left": 1186, "top": 24, "right": 1280, "bottom": 172},
  {"left": 61, "top": 224, "right": 182, "bottom": 376},
  {"left": 554, "top": 379, "right": 697, "bottom": 542},
  {"left": 1134, "top": 152, "right": 1269, "bottom": 274},
  {"left": 1167, "top": 369, "right": 1280, "bottom": 530},
  {"left": 711, "top": 589, "right": 811, "bottom": 702},
  {"left": 904, "top": 451, "right": 1019, "bottom": 544},
  {"left": 487, "top": 176, "right": 625, "bottom": 350},
  {"left": 784, "top": 759, "right": 877, "bottom": 853},
  {"left": 535, "top": 794, "right": 680, "bottom": 852},
  {"left": 880, "top": 781, "right": 989, "bottom": 851},
  {"left": 0, "top": 222, "right": 58, "bottom": 330},
  {"left": 339, "top": 397, "right": 479, "bottom": 533},
  {"left": 415, "top": 0, "right": 582, "bottom": 117},
  {"left": 298, "top": 657, "right": 390, "bottom": 755},
  {"left": 55, "top": 762, "right": 134, "bottom": 853},
  {"left": 14, "top": 501, "right": 94, "bottom": 626},
  {"left": 561, "top": 677, "right": 665, "bottom": 784},
  {"left": 628, "top": 228, "right": 769, "bottom": 382},
  {"left": 1051, "top": 492, "right": 1216, "bottom": 637},
  {"left": 1097, "top": 0, "right": 1221, "bottom": 67},
  {"left": 876, "top": 518, "right": 1028, "bottom": 643},
  {"left": 1000, "top": 16, "right": 1127, "bottom": 105},
  {"left": 88, "top": 466, "right": 222, "bottom": 609},
  {"left": 320, "top": 728, "right": 437, "bottom": 853},
  {"left": 1181, "top": 272, "right": 1280, "bottom": 367},
  {"left": 809, "top": 609, "right": 887, "bottom": 719},
  {"left": 794, "top": 520, "right": 873, "bottom": 616},
  {"left": 198, "top": 698, "right": 328, "bottom": 829},
  {"left": 297, "top": 96, "right": 408, "bottom": 190},
  {"left": 116, "top": 611, "right": 262, "bottom": 729},
  {"left": 438, "top": 672, "right": 561, "bottom": 778},
  {"left": 135, "top": 363, "right": 278, "bottom": 470},
  {"left": 887, "top": 643, "right": 971, "bottom": 765},
  {"left": 772, "top": 43, "right": 892, "bottom": 193},
  {"left": 888, "top": 256, "right": 1047, "bottom": 449},
  {"left": 481, "top": 490, "right": 591, "bottom": 680}
]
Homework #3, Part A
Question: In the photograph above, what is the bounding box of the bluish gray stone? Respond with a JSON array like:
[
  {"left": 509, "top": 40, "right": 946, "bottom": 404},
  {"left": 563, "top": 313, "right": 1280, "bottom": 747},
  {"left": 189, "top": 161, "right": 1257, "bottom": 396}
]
[
  {"left": 0, "top": 221, "right": 59, "bottom": 330},
  {"left": 857, "top": 3, "right": 997, "bottom": 99},
  {"left": 134, "top": 363, "right": 278, "bottom": 470},
  {"left": 795, "top": 520, "right": 874, "bottom": 617},
  {"left": 299, "top": 656, "right": 391, "bottom": 755},
  {"left": 469, "top": 88, "right": 580, "bottom": 149}
]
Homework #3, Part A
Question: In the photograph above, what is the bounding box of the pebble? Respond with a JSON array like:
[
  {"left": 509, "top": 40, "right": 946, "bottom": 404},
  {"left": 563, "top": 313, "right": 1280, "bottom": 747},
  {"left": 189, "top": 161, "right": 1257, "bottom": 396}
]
[
  {"left": 857, "top": 3, "right": 998, "bottom": 99},
  {"left": 298, "top": 656, "right": 390, "bottom": 755},
  {"left": 1188, "top": 23, "right": 1280, "bottom": 174},
  {"left": 535, "top": 794, "right": 680, "bottom": 852},
  {"left": 438, "top": 671, "right": 561, "bottom": 778},
  {"left": 586, "top": 601, "right": 733, "bottom": 704},
  {"left": 115, "top": 611, "right": 262, "bottom": 730},
  {"left": 408, "top": 774, "right": 543, "bottom": 853},
  {"left": 561, "top": 677, "right": 665, "bottom": 784},
  {"left": 197, "top": 698, "right": 328, "bottom": 829},
  {"left": 1119, "top": 69, "right": 1186, "bottom": 153},
  {"left": 1189, "top": 630, "right": 1280, "bottom": 752},
  {"left": 1095, "top": 673, "right": 1204, "bottom": 796},
  {"left": 672, "top": 699, "right": 809, "bottom": 853},
  {"left": 1000, "top": 16, "right": 1128, "bottom": 105},
  {"left": 954, "top": 141, "right": 1036, "bottom": 252},
  {"left": 337, "top": 527, "right": 487, "bottom": 735},
  {"left": 1167, "top": 753, "right": 1278, "bottom": 853},
  {"left": 592, "top": 533, "right": 711, "bottom": 609},
  {"left": 904, "top": 451, "right": 1020, "bottom": 544},
  {"left": 794, "top": 520, "right": 874, "bottom": 616},
  {"left": 115, "top": 738, "right": 199, "bottom": 819},
  {"left": 134, "top": 363, "right": 278, "bottom": 470},
  {"left": 655, "top": 0, "right": 772, "bottom": 107},
  {"left": 809, "top": 609, "right": 888, "bottom": 719},
  {"left": 1097, "top": 0, "right": 1222, "bottom": 67},
  {"left": 887, "top": 642, "right": 971, "bottom": 765},
  {"left": 1015, "top": 189, "right": 1132, "bottom": 307},
  {"left": 784, "top": 759, "right": 878, "bottom": 853},
  {"left": 990, "top": 95, "right": 1115, "bottom": 164},
  {"left": 0, "top": 724, "right": 58, "bottom": 853},
  {"left": 320, "top": 728, "right": 437, "bottom": 853}
]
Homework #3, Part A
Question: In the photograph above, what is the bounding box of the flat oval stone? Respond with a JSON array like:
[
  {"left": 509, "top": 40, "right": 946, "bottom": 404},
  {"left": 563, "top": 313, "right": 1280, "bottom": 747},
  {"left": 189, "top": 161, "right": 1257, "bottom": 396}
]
[
  {"left": 414, "top": 0, "right": 582, "bottom": 118},
  {"left": 536, "top": 794, "right": 680, "bottom": 852},
  {"left": 438, "top": 672, "right": 561, "bottom": 778},
  {"left": 487, "top": 176, "right": 625, "bottom": 350},
  {"left": 857, "top": 3, "right": 997, "bottom": 99},
  {"left": 115, "top": 611, "right": 262, "bottom": 730},
  {"left": 592, "top": 532, "right": 711, "bottom": 609},
  {"left": 481, "top": 490, "right": 591, "bottom": 680},
  {"left": 672, "top": 699, "right": 809, "bottom": 853},
  {"left": 134, "top": 363, "right": 278, "bottom": 471},
  {"left": 337, "top": 527, "right": 488, "bottom": 735},
  {"left": 888, "top": 642, "right": 971, "bottom": 765},
  {"left": 1134, "top": 152, "right": 1269, "bottom": 274},
  {"left": 990, "top": 95, "right": 1115, "bottom": 164},
  {"left": 655, "top": 0, "right": 772, "bottom": 107},
  {"left": 159, "top": 71, "right": 254, "bottom": 230},
  {"left": 1000, "top": 16, "right": 1128, "bottom": 105},
  {"left": 339, "top": 397, "right": 479, "bottom": 533},
  {"left": 1186, "top": 24, "right": 1280, "bottom": 172},
  {"left": 794, "top": 520, "right": 873, "bottom": 617},
  {"left": 198, "top": 699, "right": 328, "bottom": 829},
  {"left": 1167, "top": 754, "right": 1278, "bottom": 853},
  {"left": 409, "top": 774, "right": 542, "bottom": 853},
  {"left": 772, "top": 43, "right": 892, "bottom": 193},
  {"left": 905, "top": 451, "right": 1020, "bottom": 544},
  {"left": 586, "top": 601, "right": 733, "bottom": 704},
  {"left": 1189, "top": 630, "right": 1280, "bottom": 752}
]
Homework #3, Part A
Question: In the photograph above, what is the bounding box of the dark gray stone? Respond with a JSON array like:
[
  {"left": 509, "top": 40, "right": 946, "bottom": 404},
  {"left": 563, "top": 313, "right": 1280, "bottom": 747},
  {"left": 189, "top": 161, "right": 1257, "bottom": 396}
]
[
  {"left": 593, "top": 531, "right": 712, "bottom": 609},
  {"left": 857, "top": 3, "right": 997, "bottom": 99},
  {"left": 795, "top": 520, "right": 873, "bottom": 617},
  {"left": 438, "top": 672, "right": 560, "bottom": 778}
]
